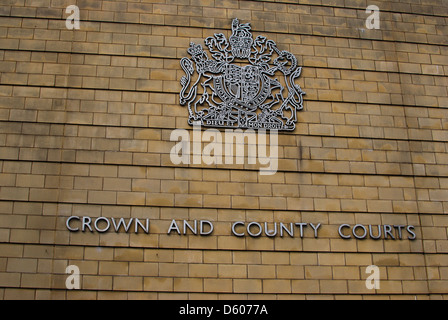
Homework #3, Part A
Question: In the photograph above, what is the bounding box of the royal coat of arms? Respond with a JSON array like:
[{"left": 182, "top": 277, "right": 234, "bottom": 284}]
[{"left": 179, "top": 18, "right": 305, "bottom": 131}]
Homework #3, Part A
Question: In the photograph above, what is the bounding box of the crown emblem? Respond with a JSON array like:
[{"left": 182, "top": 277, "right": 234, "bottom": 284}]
[
  {"left": 229, "top": 18, "right": 253, "bottom": 59},
  {"left": 179, "top": 18, "right": 305, "bottom": 131}
]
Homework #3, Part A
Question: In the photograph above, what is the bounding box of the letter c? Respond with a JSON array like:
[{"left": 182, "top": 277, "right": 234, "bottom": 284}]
[
  {"left": 247, "top": 222, "right": 262, "bottom": 237},
  {"left": 338, "top": 224, "right": 351, "bottom": 239},
  {"left": 232, "top": 222, "right": 245, "bottom": 237},
  {"left": 66, "top": 216, "right": 80, "bottom": 232}
]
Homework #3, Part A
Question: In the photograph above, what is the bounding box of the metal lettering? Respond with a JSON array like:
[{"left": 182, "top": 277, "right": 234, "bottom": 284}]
[
  {"left": 407, "top": 225, "right": 416, "bottom": 240},
  {"left": 200, "top": 220, "right": 214, "bottom": 236},
  {"left": 295, "top": 223, "right": 307, "bottom": 238},
  {"left": 309, "top": 223, "right": 321, "bottom": 238},
  {"left": 338, "top": 224, "right": 351, "bottom": 239},
  {"left": 82, "top": 216, "right": 92, "bottom": 232},
  {"left": 394, "top": 225, "right": 405, "bottom": 239},
  {"left": 247, "top": 222, "right": 262, "bottom": 237},
  {"left": 384, "top": 225, "right": 395, "bottom": 239},
  {"left": 135, "top": 218, "right": 149, "bottom": 234},
  {"left": 265, "top": 222, "right": 277, "bottom": 237},
  {"left": 184, "top": 220, "right": 198, "bottom": 235},
  {"left": 353, "top": 224, "right": 367, "bottom": 239},
  {"left": 66, "top": 216, "right": 80, "bottom": 232},
  {"left": 167, "top": 219, "right": 181, "bottom": 235},
  {"left": 94, "top": 217, "right": 110, "bottom": 233},
  {"left": 279, "top": 222, "right": 294, "bottom": 237},
  {"left": 369, "top": 225, "right": 382, "bottom": 240},
  {"left": 232, "top": 221, "right": 245, "bottom": 237},
  {"left": 111, "top": 217, "right": 134, "bottom": 233}
]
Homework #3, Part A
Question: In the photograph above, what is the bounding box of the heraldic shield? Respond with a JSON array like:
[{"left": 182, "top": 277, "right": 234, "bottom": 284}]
[{"left": 179, "top": 18, "right": 305, "bottom": 131}]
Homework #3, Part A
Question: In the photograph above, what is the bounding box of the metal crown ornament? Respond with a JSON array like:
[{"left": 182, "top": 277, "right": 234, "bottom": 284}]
[{"left": 179, "top": 18, "right": 305, "bottom": 131}]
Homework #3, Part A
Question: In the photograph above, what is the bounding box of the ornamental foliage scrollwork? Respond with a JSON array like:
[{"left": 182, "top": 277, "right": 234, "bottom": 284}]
[{"left": 180, "top": 18, "right": 305, "bottom": 131}]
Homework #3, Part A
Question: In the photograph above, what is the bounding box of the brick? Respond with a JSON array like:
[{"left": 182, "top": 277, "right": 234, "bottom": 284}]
[
  {"left": 0, "top": 0, "right": 447, "bottom": 300},
  {"left": 113, "top": 276, "right": 143, "bottom": 291},
  {"left": 174, "top": 278, "right": 203, "bottom": 292},
  {"left": 233, "top": 279, "right": 262, "bottom": 293},
  {"left": 204, "top": 279, "right": 232, "bottom": 293},
  {"left": 83, "top": 275, "right": 113, "bottom": 290},
  {"left": 263, "top": 279, "right": 291, "bottom": 293},
  {"left": 99, "top": 261, "right": 128, "bottom": 276},
  {"left": 292, "top": 280, "right": 319, "bottom": 294},
  {"left": 320, "top": 280, "right": 348, "bottom": 294},
  {"left": 144, "top": 277, "right": 173, "bottom": 292}
]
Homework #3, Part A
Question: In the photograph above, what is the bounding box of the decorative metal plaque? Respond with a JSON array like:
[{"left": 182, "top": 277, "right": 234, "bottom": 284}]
[{"left": 179, "top": 18, "right": 305, "bottom": 131}]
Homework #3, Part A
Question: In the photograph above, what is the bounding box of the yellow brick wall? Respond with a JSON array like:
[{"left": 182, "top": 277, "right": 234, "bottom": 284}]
[{"left": 0, "top": 0, "right": 447, "bottom": 299}]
